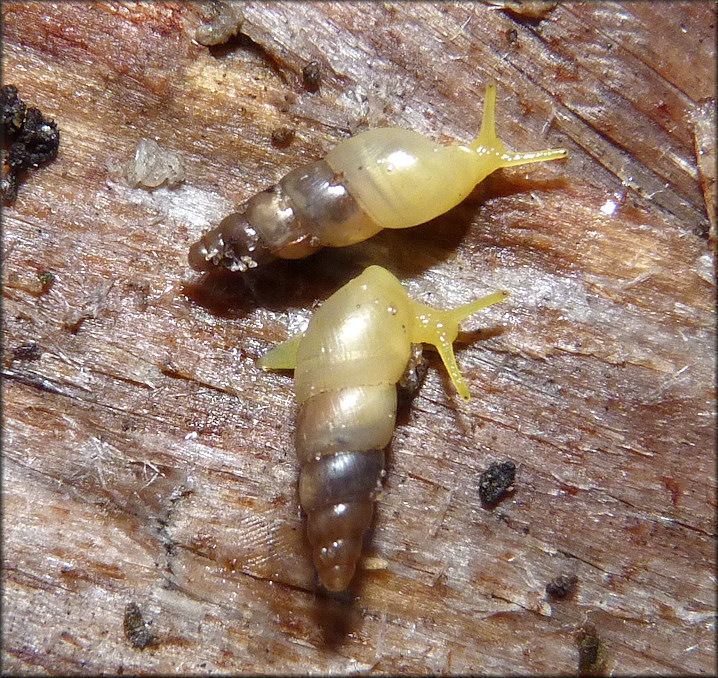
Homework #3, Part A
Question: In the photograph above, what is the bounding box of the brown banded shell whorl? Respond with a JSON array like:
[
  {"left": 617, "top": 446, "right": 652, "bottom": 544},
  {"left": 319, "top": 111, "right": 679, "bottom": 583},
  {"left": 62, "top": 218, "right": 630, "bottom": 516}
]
[
  {"left": 279, "top": 161, "right": 382, "bottom": 247},
  {"left": 188, "top": 159, "right": 382, "bottom": 274},
  {"left": 299, "top": 449, "right": 385, "bottom": 592},
  {"left": 187, "top": 211, "right": 275, "bottom": 273},
  {"left": 295, "top": 384, "right": 396, "bottom": 591}
]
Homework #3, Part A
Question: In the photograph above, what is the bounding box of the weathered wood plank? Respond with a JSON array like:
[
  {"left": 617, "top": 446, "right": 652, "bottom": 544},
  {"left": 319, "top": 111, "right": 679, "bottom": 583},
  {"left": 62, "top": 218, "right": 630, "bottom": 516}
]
[{"left": 2, "top": 2, "right": 715, "bottom": 674}]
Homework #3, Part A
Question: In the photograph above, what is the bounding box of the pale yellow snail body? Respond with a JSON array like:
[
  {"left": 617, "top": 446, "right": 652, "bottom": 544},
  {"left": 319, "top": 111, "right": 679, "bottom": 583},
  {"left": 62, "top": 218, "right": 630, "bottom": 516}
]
[
  {"left": 188, "top": 84, "right": 568, "bottom": 273},
  {"left": 258, "top": 266, "right": 508, "bottom": 591}
]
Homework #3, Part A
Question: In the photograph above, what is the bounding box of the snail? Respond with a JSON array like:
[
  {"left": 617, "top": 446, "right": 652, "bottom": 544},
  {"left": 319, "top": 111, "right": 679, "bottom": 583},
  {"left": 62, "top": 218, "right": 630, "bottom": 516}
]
[
  {"left": 188, "top": 83, "right": 568, "bottom": 274},
  {"left": 257, "top": 265, "right": 509, "bottom": 591}
]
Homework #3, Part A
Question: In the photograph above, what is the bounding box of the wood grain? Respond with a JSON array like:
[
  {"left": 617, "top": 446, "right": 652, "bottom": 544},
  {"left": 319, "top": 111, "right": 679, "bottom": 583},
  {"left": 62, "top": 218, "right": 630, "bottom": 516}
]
[{"left": 2, "top": 2, "right": 715, "bottom": 674}]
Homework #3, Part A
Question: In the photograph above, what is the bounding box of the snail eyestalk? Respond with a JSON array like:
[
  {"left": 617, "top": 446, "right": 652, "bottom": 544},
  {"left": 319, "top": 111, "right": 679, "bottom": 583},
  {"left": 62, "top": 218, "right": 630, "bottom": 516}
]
[
  {"left": 469, "top": 81, "right": 569, "bottom": 172},
  {"left": 410, "top": 289, "right": 510, "bottom": 402}
]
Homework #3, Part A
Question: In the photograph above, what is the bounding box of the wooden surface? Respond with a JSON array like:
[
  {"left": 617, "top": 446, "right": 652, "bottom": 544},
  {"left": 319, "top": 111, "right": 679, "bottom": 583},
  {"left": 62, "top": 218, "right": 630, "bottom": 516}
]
[{"left": 2, "top": 2, "right": 715, "bottom": 674}]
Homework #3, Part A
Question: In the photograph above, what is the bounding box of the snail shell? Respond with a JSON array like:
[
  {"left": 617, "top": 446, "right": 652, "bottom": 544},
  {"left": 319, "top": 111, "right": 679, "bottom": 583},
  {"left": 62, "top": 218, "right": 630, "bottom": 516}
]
[
  {"left": 258, "top": 266, "right": 509, "bottom": 591},
  {"left": 188, "top": 83, "right": 568, "bottom": 274}
]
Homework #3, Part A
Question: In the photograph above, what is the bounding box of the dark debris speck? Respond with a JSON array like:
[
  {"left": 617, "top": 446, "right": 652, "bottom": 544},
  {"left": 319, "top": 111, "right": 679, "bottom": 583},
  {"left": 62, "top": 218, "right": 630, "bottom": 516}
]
[
  {"left": 11, "top": 342, "right": 42, "bottom": 363},
  {"left": 478, "top": 461, "right": 516, "bottom": 506},
  {"left": 2, "top": 84, "right": 60, "bottom": 203},
  {"left": 576, "top": 623, "right": 608, "bottom": 675},
  {"left": 37, "top": 270, "right": 56, "bottom": 293},
  {"left": 397, "top": 344, "right": 428, "bottom": 404},
  {"left": 302, "top": 61, "right": 322, "bottom": 92},
  {"left": 2, "top": 84, "right": 26, "bottom": 134},
  {"left": 270, "top": 126, "right": 296, "bottom": 148},
  {"left": 546, "top": 573, "right": 578, "bottom": 599},
  {"left": 123, "top": 602, "right": 157, "bottom": 650}
]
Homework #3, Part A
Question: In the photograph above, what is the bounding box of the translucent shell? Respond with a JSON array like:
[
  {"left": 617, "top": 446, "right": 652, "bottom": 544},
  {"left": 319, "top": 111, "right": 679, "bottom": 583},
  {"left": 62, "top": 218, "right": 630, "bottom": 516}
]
[
  {"left": 292, "top": 269, "right": 413, "bottom": 404},
  {"left": 258, "top": 266, "right": 509, "bottom": 591},
  {"left": 188, "top": 83, "right": 568, "bottom": 274},
  {"left": 325, "top": 128, "right": 480, "bottom": 229}
]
